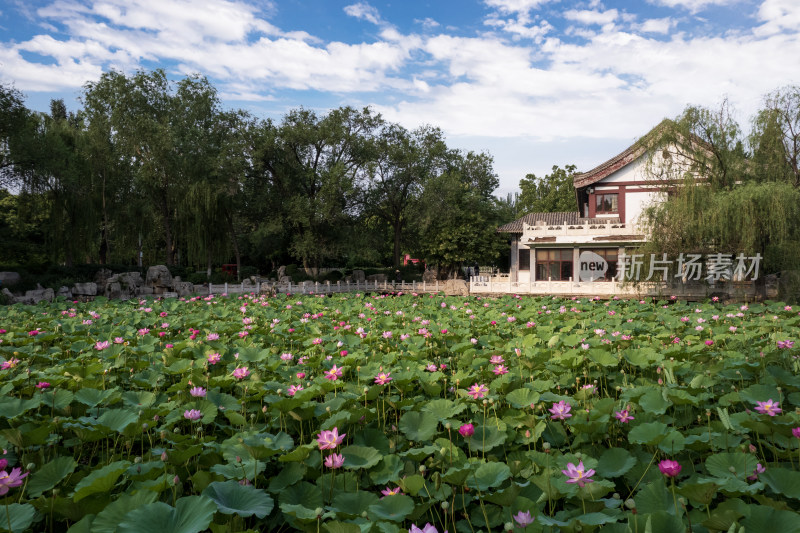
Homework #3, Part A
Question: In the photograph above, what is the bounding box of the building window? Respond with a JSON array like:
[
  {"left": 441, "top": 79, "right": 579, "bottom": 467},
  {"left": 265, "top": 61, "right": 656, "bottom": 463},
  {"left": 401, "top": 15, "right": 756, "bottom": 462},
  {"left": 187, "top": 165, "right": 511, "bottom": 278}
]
[
  {"left": 595, "top": 193, "right": 618, "bottom": 214},
  {"left": 518, "top": 249, "right": 530, "bottom": 270},
  {"left": 535, "top": 249, "right": 573, "bottom": 281},
  {"left": 581, "top": 249, "right": 618, "bottom": 281}
]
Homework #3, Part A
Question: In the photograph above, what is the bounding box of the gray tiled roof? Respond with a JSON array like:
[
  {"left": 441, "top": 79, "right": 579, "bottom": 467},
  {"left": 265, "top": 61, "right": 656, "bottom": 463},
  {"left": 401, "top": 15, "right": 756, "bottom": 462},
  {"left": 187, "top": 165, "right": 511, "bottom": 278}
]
[{"left": 497, "top": 212, "right": 621, "bottom": 233}]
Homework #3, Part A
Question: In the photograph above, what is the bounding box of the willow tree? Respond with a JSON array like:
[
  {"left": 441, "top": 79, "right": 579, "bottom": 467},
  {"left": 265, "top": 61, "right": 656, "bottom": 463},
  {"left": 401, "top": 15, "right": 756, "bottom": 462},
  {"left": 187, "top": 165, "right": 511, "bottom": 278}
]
[{"left": 640, "top": 95, "right": 800, "bottom": 296}]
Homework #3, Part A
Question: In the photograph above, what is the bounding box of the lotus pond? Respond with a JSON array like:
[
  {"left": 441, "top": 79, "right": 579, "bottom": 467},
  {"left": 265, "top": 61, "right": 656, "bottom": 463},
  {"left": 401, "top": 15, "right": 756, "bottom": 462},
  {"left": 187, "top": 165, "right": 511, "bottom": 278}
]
[{"left": 1, "top": 292, "right": 800, "bottom": 533}]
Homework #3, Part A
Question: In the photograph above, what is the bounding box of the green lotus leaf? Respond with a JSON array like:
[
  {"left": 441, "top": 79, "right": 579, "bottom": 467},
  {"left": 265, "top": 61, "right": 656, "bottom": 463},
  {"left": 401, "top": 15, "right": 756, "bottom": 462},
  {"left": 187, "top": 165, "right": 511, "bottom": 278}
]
[
  {"left": 268, "top": 463, "right": 306, "bottom": 492},
  {"left": 74, "top": 388, "right": 115, "bottom": 408},
  {"left": 596, "top": 448, "right": 636, "bottom": 478},
  {"left": 628, "top": 422, "right": 668, "bottom": 445},
  {"left": 367, "top": 494, "right": 415, "bottom": 522},
  {"left": 323, "top": 522, "right": 362, "bottom": 533},
  {"left": 73, "top": 460, "right": 131, "bottom": 502},
  {"left": 27, "top": 456, "right": 77, "bottom": 498},
  {"left": 116, "top": 495, "right": 216, "bottom": 533},
  {"left": 505, "top": 388, "right": 540, "bottom": 409},
  {"left": 705, "top": 452, "right": 753, "bottom": 480},
  {"left": 741, "top": 504, "right": 800, "bottom": 533},
  {"left": 399, "top": 410, "right": 439, "bottom": 441},
  {"left": 203, "top": 480, "right": 274, "bottom": 518},
  {"left": 331, "top": 492, "right": 380, "bottom": 517},
  {"left": 95, "top": 409, "right": 139, "bottom": 433},
  {"left": 467, "top": 462, "right": 511, "bottom": 492},
  {"left": 370, "top": 455, "right": 404, "bottom": 485},
  {"left": 468, "top": 425, "right": 507, "bottom": 451},
  {"left": 89, "top": 490, "right": 159, "bottom": 533},
  {"left": 423, "top": 399, "right": 467, "bottom": 421},
  {"left": 0, "top": 503, "right": 36, "bottom": 533},
  {"left": 760, "top": 468, "right": 800, "bottom": 499},
  {"left": 341, "top": 445, "right": 382, "bottom": 469}
]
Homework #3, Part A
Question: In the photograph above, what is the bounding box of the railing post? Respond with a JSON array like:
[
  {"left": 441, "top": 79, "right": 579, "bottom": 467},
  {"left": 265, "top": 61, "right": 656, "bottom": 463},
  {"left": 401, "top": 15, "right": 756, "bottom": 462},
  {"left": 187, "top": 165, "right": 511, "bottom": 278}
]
[
  {"left": 337, "top": 280, "right": 341, "bottom": 293},
  {"left": 224, "top": 282, "right": 228, "bottom": 294},
  {"left": 435, "top": 280, "right": 439, "bottom": 292},
  {"left": 423, "top": 280, "right": 426, "bottom": 292},
  {"left": 315, "top": 281, "right": 319, "bottom": 293}
]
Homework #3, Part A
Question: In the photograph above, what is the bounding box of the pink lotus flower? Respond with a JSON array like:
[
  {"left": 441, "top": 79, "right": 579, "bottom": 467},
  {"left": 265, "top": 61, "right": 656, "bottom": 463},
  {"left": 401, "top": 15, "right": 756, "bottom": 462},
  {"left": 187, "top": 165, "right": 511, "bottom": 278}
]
[
  {"left": 207, "top": 353, "right": 221, "bottom": 365},
  {"left": 189, "top": 387, "right": 207, "bottom": 397},
  {"left": 28, "top": 330, "right": 39, "bottom": 336},
  {"left": 317, "top": 427, "right": 346, "bottom": 450},
  {"left": 1, "top": 358, "right": 20, "bottom": 370},
  {"left": 458, "top": 423, "right": 474, "bottom": 437},
  {"left": 232, "top": 367, "right": 250, "bottom": 380},
  {"left": 513, "top": 510, "right": 535, "bottom": 527},
  {"left": 184, "top": 409, "right": 202, "bottom": 421},
  {"left": 137, "top": 328, "right": 149, "bottom": 336},
  {"left": 467, "top": 383, "right": 488, "bottom": 399},
  {"left": 549, "top": 401, "right": 572, "bottom": 420},
  {"left": 287, "top": 384, "right": 303, "bottom": 396},
  {"left": 381, "top": 486, "right": 403, "bottom": 496},
  {"left": 324, "top": 453, "right": 345, "bottom": 469},
  {"left": 490, "top": 355, "right": 504, "bottom": 364},
  {"left": 747, "top": 463, "right": 765, "bottom": 481},
  {"left": 426, "top": 364, "right": 437, "bottom": 372},
  {"left": 296, "top": 372, "right": 306, "bottom": 379},
  {"left": 95, "top": 341, "right": 110, "bottom": 351},
  {"left": 409, "top": 523, "right": 437, "bottom": 533},
  {"left": 562, "top": 461, "right": 595, "bottom": 487},
  {"left": 793, "top": 427, "right": 800, "bottom": 439},
  {"left": 324, "top": 365, "right": 343, "bottom": 381},
  {"left": 778, "top": 340, "right": 795, "bottom": 349},
  {"left": 658, "top": 459, "right": 682, "bottom": 477},
  {"left": 312, "top": 338, "right": 323, "bottom": 345},
  {"left": 493, "top": 364, "right": 509, "bottom": 375},
  {"left": 114, "top": 337, "right": 125, "bottom": 344},
  {"left": 36, "top": 381, "right": 50, "bottom": 389},
  {"left": 615, "top": 410, "right": 634, "bottom": 423},
  {"left": 374, "top": 372, "right": 392, "bottom": 385},
  {"left": 0, "top": 467, "right": 28, "bottom": 495},
  {"left": 207, "top": 333, "right": 219, "bottom": 341},
  {"left": 754, "top": 399, "right": 781, "bottom": 416},
  {"left": 705, "top": 340, "right": 714, "bottom": 346}
]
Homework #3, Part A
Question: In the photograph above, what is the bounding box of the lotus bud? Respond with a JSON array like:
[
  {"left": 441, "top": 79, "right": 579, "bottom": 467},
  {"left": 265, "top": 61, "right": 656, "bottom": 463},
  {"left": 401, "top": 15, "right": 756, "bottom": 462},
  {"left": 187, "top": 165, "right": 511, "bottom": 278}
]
[
  {"left": 613, "top": 493, "right": 620, "bottom": 499},
  {"left": 505, "top": 522, "right": 514, "bottom": 531},
  {"left": 161, "top": 451, "right": 168, "bottom": 462},
  {"left": 419, "top": 465, "right": 426, "bottom": 473},
  {"left": 173, "top": 475, "right": 180, "bottom": 485},
  {"left": 444, "top": 422, "right": 451, "bottom": 430},
  {"left": 441, "top": 501, "right": 449, "bottom": 510},
  {"left": 26, "top": 463, "right": 35, "bottom": 471},
  {"left": 624, "top": 499, "right": 636, "bottom": 509},
  {"left": 542, "top": 442, "right": 551, "bottom": 451},
  {"left": 314, "top": 507, "right": 323, "bottom": 517}
]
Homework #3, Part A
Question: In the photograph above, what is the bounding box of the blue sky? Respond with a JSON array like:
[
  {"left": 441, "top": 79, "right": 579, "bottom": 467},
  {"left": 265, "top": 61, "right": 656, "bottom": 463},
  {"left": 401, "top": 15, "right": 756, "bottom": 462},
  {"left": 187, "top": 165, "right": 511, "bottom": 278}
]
[{"left": 2, "top": 0, "right": 799, "bottom": 195}]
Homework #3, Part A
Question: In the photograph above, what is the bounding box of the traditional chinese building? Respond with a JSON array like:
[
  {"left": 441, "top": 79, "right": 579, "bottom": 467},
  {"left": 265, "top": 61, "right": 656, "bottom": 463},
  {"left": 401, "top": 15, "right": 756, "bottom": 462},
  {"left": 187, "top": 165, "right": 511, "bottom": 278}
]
[{"left": 477, "top": 122, "right": 760, "bottom": 298}]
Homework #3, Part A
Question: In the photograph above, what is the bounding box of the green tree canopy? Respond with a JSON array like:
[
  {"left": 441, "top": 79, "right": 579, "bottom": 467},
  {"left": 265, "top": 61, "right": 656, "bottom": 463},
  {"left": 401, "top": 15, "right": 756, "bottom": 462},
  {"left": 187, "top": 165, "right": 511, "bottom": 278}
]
[{"left": 517, "top": 164, "right": 577, "bottom": 214}]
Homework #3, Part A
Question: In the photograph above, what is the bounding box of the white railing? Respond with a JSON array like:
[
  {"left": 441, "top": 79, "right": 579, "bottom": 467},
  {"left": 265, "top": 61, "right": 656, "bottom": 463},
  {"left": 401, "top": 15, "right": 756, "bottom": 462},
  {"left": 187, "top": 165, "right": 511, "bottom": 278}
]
[
  {"left": 205, "top": 280, "right": 446, "bottom": 295},
  {"left": 522, "top": 222, "right": 640, "bottom": 238}
]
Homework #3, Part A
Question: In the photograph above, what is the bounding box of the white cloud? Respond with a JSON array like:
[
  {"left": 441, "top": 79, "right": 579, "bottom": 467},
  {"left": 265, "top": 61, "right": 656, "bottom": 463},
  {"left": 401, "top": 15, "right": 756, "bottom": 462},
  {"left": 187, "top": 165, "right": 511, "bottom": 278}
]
[
  {"left": 414, "top": 17, "right": 440, "bottom": 29},
  {"left": 756, "top": 0, "right": 800, "bottom": 35},
  {"left": 343, "top": 2, "right": 382, "bottom": 25},
  {"left": 633, "top": 17, "right": 677, "bottom": 34},
  {"left": 483, "top": 0, "right": 555, "bottom": 14},
  {"left": 563, "top": 9, "right": 619, "bottom": 26},
  {"left": 647, "top": 0, "right": 740, "bottom": 14}
]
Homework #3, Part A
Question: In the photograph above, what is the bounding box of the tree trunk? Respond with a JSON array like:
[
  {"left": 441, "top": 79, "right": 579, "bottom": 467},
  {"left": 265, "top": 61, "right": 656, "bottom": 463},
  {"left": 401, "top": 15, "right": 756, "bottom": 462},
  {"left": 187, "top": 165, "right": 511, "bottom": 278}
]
[
  {"left": 99, "top": 171, "right": 108, "bottom": 265},
  {"left": 226, "top": 214, "right": 242, "bottom": 281},
  {"left": 160, "top": 194, "right": 174, "bottom": 265},
  {"left": 393, "top": 221, "right": 402, "bottom": 269}
]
